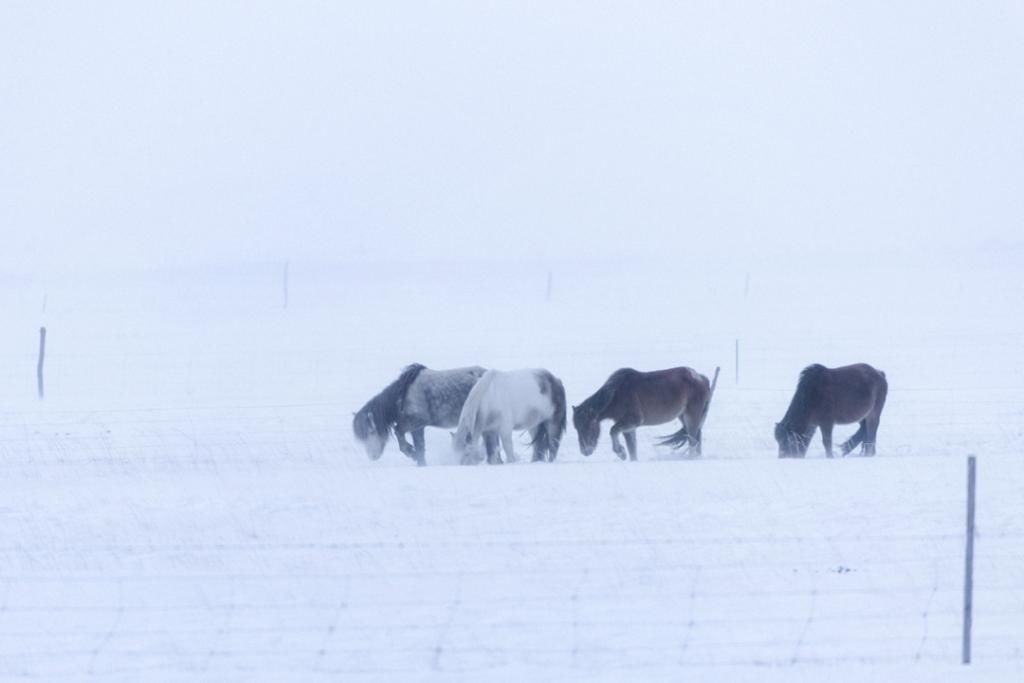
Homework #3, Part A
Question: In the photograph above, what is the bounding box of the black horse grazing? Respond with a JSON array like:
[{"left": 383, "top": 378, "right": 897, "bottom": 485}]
[
  {"left": 573, "top": 367, "right": 712, "bottom": 461},
  {"left": 774, "top": 363, "right": 888, "bottom": 458},
  {"left": 353, "top": 364, "right": 486, "bottom": 466}
]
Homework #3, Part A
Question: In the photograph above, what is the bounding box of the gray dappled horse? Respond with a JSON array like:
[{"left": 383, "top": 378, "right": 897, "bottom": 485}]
[
  {"left": 353, "top": 364, "right": 486, "bottom": 466},
  {"left": 774, "top": 363, "right": 888, "bottom": 458},
  {"left": 573, "top": 367, "right": 712, "bottom": 461}
]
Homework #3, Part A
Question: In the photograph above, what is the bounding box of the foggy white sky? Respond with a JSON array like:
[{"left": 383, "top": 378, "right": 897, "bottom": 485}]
[{"left": 2, "top": 2, "right": 1022, "bottom": 272}]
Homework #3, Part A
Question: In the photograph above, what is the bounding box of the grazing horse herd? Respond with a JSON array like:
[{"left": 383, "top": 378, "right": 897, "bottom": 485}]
[{"left": 353, "top": 362, "right": 888, "bottom": 466}]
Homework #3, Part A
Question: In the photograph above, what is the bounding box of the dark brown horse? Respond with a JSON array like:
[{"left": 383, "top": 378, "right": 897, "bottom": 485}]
[
  {"left": 774, "top": 363, "right": 888, "bottom": 458},
  {"left": 573, "top": 367, "right": 712, "bottom": 461}
]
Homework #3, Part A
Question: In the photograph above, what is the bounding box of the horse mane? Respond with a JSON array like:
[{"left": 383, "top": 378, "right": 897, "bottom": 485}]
[
  {"left": 780, "top": 364, "right": 828, "bottom": 429},
  {"left": 578, "top": 368, "right": 638, "bottom": 421},
  {"left": 353, "top": 363, "right": 427, "bottom": 439},
  {"left": 454, "top": 369, "right": 496, "bottom": 440}
]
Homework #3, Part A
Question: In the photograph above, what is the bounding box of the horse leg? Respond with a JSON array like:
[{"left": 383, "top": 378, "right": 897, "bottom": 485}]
[
  {"left": 484, "top": 432, "right": 502, "bottom": 465},
  {"left": 863, "top": 385, "right": 886, "bottom": 456},
  {"left": 681, "top": 412, "right": 702, "bottom": 456},
  {"left": 821, "top": 422, "right": 834, "bottom": 458},
  {"left": 840, "top": 421, "right": 866, "bottom": 456},
  {"left": 863, "top": 417, "right": 880, "bottom": 456},
  {"left": 609, "top": 421, "right": 635, "bottom": 461},
  {"left": 412, "top": 428, "right": 426, "bottom": 467},
  {"left": 623, "top": 430, "right": 638, "bottom": 461},
  {"left": 394, "top": 427, "right": 416, "bottom": 459},
  {"left": 500, "top": 429, "right": 518, "bottom": 463}
]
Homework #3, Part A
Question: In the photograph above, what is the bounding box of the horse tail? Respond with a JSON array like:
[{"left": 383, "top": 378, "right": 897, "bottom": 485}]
[
  {"left": 548, "top": 372, "right": 567, "bottom": 446},
  {"left": 840, "top": 422, "right": 866, "bottom": 456},
  {"left": 529, "top": 371, "right": 567, "bottom": 457},
  {"left": 660, "top": 370, "right": 714, "bottom": 450},
  {"left": 658, "top": 425, "right": 691, "bottom": 449}
]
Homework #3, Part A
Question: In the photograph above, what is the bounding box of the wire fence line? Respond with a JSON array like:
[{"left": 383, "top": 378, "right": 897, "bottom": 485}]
[
  {"left": 0, "top": 462, "right": 1021, "bottom": 676},
  {"left": 0, "top": 539, "right": 1022, "bottom": 675}
]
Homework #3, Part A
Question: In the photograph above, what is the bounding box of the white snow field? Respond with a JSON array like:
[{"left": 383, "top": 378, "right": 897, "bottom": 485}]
[{"left": 1, "top": 247, "right": 1022, "bottom": 681}]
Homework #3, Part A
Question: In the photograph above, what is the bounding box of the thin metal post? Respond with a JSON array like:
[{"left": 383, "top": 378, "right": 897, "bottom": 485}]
[
  {"left": 37, "top": 327, "right": 47, "bottom": 400},
  {"left": 734, "top": 339, "right": 739, "bottom": 385},
  {"left": 962, "top": 454, "right": 976, "bottom": 664}
]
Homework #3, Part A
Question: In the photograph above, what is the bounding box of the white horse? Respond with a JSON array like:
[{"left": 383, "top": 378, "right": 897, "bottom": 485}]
[{"left": 451, "top": 368, "right": 567, "bottom": 464}]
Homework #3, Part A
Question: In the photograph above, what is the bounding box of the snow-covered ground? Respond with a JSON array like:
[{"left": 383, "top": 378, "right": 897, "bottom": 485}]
[{"left": 1, "top": 247, "right": 1022, "bottom": 680}]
